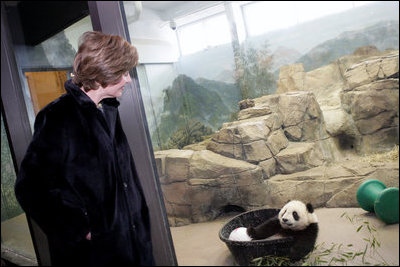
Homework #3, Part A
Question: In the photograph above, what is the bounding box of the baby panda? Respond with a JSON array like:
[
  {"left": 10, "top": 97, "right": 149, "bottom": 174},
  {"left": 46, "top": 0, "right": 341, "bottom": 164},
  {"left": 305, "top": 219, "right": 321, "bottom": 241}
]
[{"left": 228, "top": 200, "right": 318, "bottom": 261}]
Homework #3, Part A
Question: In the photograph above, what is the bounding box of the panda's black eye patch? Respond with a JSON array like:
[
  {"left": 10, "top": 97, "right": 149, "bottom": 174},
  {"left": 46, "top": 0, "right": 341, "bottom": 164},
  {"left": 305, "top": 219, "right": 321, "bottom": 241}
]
[
  {"left": 293, "top": 211, "right": 299, "bottom": 221},
  {"left": 281, "top": 209, "right": 287, "bottom": 216}
]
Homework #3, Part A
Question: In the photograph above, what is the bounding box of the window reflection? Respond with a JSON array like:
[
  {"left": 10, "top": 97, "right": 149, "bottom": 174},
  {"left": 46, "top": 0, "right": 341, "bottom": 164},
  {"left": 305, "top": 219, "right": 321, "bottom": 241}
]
[
  {"left": 1, "top": 114, "right": 36, "bottom": 262},
  {"left": 1, "top": 13, "right": 92, "bottom": 264},
  {"left": 124, "top": 1, "right": 399, "bottom": 265}
]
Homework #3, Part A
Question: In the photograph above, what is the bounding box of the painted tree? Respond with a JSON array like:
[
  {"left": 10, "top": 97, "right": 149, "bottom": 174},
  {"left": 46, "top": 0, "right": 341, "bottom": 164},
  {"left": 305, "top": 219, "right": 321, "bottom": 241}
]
[
  {"left": 167, "top": 119, "right": 213, "bottom": 149},
  {"left": 234, "top": 41, "right": 276, "bottom": 99}
]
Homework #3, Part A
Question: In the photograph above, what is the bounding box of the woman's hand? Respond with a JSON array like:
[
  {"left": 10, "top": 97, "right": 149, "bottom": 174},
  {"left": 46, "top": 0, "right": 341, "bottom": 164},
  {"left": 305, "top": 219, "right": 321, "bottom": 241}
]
[{"left": 86, "top": 232, "right": 91, "bottom": 240}]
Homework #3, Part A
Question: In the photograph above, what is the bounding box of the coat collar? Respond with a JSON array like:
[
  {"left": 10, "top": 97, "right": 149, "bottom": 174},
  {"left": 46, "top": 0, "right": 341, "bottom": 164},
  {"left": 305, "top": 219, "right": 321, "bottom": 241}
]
[{"left": 64, "top": 79, "right": 120, "bottom": 109}]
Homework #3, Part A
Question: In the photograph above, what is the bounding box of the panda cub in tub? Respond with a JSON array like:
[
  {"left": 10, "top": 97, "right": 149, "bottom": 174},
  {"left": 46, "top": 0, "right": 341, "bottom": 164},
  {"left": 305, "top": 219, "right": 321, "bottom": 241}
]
[{"left": 228, "top": 200, "right": 319, "bottom": 261}]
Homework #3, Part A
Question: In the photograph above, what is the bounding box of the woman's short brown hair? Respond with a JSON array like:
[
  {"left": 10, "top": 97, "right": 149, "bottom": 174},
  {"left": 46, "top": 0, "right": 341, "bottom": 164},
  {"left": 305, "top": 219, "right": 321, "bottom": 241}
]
[{"left": 72, "top": 31, "right": 138, "bottom": 91}]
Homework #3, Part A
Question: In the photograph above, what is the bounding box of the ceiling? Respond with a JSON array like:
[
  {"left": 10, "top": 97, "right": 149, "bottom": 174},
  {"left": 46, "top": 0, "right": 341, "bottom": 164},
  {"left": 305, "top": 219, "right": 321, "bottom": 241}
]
[
  {"left": 140, "top": 1, "right": 224, "bottom": 21},
  {"left": 4, "top": 1, "right": 225, "bottom": 22}
]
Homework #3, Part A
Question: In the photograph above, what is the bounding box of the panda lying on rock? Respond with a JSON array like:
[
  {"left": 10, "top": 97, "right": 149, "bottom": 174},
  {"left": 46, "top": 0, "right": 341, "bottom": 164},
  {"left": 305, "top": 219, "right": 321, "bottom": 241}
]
[{"left": 228, "top": 200, "right": 319, "bottom": 261}]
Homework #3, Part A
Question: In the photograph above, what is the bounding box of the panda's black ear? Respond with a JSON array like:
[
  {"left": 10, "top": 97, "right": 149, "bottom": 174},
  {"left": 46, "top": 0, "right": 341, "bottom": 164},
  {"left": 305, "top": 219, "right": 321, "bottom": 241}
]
[{"left": 306, "top": 203, "right": 314, "bottom": 213}]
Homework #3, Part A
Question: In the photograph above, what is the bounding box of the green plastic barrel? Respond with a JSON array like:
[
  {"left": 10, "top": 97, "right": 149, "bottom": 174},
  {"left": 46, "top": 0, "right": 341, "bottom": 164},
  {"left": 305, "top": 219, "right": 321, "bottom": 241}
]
[
  {"left": 374, "top": 187, "right": 399, "bottom": 224},
  {"left": 357, "top": 179, "right": 386, "bottom": 212}
]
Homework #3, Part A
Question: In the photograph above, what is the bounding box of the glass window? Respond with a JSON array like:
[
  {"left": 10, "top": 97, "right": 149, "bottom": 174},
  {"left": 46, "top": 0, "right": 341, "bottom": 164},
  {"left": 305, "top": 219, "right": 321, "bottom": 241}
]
[
  {"left": 122, "top": 1, "right": 399, "bottom": 265},
  {"left": 242, "top": 1, "right": 377, "bottom": 37},
  {"left": 204, "top": 14, "right": 231, "bottom": 47},
  {"left": 123, "top": 2, "right": 242, "bottom": 265},
  {"left": 178, "top": 13, "right": 231, "bottom": 55},
  {"left": 178, "top": 21, "right": 207, "bottom": 55},
  {"left": 1, "top": 114, "right": 36, "bottom": 262},
  {"left": 243, "top": 1, "right": 298, "bottom": 36},
  {"left": 1, "top": 6, "right": 92, "bottom": 263},
  {"left": 136, "top": 63, "right": 179, "bottom": 150},
  {"left": 12, "top": 15, "right": 92, "bottom": 130}
]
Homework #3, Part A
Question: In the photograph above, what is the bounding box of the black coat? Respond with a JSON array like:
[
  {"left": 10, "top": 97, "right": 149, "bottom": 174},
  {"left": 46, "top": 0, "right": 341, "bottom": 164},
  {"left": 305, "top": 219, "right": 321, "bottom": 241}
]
[{"left": 15, "top": 79, "right": 155, "bottom": 266}]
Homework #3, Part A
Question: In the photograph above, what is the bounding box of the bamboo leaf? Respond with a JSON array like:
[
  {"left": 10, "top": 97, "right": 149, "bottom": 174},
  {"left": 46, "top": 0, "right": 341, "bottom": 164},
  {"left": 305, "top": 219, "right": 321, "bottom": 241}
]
[
  {"left": 319, "top": 253, "right": 330, "bottom": 257},
  {"left": 371, "top": 238, "right": 376, "bottom": 249},
  {"left": 362, "top": 244, "right": 368, "bottom": 263}
]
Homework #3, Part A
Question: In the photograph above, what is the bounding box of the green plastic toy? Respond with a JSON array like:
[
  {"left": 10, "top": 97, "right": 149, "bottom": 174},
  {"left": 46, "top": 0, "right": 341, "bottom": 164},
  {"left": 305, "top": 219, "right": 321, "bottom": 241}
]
[{"left": 356, "top": 179, "right": 399, "bottom": 224}]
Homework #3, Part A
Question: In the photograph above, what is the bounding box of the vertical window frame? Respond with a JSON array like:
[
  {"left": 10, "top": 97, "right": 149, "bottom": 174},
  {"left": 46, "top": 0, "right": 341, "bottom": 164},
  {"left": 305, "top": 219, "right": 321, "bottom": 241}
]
[{"left": 88, "top": 2, "right": 177, "bottom": 266}]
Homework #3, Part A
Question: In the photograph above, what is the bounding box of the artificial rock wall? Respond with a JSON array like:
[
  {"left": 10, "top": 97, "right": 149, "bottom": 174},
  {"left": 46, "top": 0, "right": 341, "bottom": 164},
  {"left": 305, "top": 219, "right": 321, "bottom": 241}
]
[{"left": 155, "top": 49, "right": 399, "bottom": 226}]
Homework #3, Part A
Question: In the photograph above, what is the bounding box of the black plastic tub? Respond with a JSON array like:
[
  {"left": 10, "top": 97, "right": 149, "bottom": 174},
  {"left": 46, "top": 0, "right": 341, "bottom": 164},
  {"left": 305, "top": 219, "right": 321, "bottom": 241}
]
[{"left": 219, "top": 208, "right": 294, "bottom": 266}]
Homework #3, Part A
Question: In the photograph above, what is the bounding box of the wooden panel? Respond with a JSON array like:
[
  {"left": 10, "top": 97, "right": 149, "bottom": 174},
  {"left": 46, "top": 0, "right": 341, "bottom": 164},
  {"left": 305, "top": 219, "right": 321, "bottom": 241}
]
[{"left": 24, "top": 71, "right": 68, "bottom": 115}]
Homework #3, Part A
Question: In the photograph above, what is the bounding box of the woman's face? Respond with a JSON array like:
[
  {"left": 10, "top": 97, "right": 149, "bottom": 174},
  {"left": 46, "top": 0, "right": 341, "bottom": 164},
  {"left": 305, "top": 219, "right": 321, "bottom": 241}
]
[{"left": 103, "top": 72, "right": 132, "bottom": 98}]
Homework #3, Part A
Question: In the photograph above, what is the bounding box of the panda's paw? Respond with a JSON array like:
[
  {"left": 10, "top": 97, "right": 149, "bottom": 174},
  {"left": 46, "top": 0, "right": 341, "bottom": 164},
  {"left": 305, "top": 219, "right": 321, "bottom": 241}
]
[{"left": 228, "top": 227, "right": 252, "bottom": 241}]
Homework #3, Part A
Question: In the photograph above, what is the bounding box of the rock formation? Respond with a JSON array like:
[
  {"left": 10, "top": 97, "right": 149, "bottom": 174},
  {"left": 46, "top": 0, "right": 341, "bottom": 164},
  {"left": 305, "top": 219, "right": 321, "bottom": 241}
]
[
  {"left": 155, "top": 48, "right": 399, "bottom": 226},
  {"left": 277, "top": 48, "right": 399, "bottom": 155},
  {"left": 155, "top": 149, "right": 266, "bottom": 226}
]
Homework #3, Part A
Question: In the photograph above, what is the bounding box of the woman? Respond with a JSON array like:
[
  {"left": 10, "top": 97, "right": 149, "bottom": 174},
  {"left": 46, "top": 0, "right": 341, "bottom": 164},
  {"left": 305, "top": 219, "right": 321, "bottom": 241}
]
[{"left": 15, "top": 31, "right": 155, "bottom": 266}]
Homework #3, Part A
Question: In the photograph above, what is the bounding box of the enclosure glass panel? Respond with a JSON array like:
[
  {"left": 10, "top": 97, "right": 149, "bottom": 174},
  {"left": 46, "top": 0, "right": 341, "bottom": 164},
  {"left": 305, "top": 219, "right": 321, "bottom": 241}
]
[{"left": 122, "top": 1, "right": 399, "bottom": 265}]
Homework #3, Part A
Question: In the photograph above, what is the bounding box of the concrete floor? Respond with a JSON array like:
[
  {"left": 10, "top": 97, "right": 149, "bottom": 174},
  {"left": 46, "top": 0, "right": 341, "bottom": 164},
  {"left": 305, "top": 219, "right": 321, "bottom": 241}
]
[
  {"left": 2, "top": 208, "right": 398, "bottom": 266},
  {"left": 170, "top": 208, "right": 399, "bottom": 266},
  {"left": 1, "top": 214, "right": 36, "bottom": 265}
]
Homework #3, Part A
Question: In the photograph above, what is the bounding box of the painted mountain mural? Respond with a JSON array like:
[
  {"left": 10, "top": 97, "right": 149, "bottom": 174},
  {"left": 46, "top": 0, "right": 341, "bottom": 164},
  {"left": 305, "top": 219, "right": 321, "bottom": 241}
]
[
  {"left": 149, "top": 1, "right": 399, "bottom": 151},
  {"left": 296, "top": 20, "right": 399, "bottom": 71},
  {"left": 152, "top": 74, "right": 240, "bottom": 149}
]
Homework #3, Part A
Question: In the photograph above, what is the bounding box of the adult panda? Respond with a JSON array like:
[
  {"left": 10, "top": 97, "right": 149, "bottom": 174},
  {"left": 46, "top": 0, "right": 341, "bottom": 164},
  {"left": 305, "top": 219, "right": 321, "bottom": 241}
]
[{"left": 228, "top": 200, "right": 319, "bottom": 261}]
